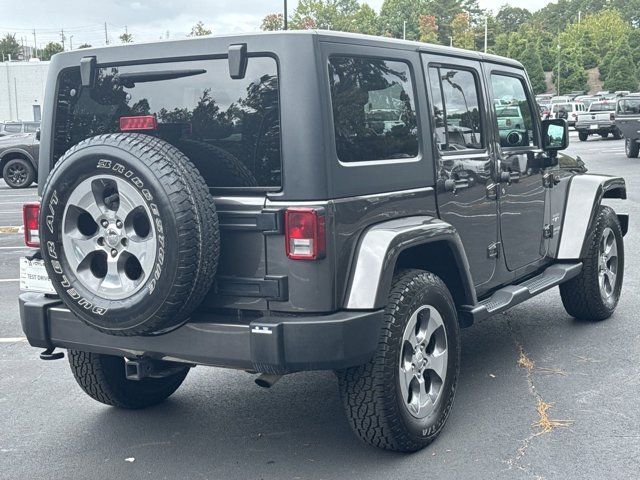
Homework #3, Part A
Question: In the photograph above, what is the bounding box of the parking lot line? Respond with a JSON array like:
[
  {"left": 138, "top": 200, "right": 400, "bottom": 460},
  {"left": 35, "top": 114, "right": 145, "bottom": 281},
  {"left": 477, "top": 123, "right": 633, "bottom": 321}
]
[
  {"left": 0, "top": 246, "right": 28, "bottom": 250},
  {"left": 0, "top": 337, "right": 27, "bottom": 343},
  {"left": 0, "top": 279, "right": 19, "bottom": 283}
]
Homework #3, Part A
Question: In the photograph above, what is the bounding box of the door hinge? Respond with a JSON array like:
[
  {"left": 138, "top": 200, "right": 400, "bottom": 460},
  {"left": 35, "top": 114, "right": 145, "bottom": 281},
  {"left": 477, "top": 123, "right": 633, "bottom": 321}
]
[
  {"left": 487, "top": 242, "right": 501, "bottom": 259},
  {"left": 543, "top": 224, "right": 554, "bottom": 239}
]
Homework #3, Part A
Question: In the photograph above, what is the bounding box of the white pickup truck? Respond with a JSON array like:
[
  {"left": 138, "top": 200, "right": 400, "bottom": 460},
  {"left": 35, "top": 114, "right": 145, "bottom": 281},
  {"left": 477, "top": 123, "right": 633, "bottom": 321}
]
[{"left": 575, "top": 101, "right": 622, "bottom": 141}]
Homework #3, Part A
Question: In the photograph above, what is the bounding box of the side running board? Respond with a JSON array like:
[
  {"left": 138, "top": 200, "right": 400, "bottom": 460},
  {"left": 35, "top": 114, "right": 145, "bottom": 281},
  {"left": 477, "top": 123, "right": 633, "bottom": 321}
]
[{"left": 458, "top": 263, "right": 583, "bottom": 327}]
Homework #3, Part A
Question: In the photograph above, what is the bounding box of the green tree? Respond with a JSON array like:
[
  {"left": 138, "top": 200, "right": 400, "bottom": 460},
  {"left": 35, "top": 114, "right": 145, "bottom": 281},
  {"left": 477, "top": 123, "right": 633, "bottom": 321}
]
[
  {"left": 0, "top": 34, "right": 21, "bottom": 59},
  {"left": 379, "top": 0, "right": 428, "bottom": 40},
  {"left": 493, "top": 29, "right": 547, "bottom": 94},
  {"left": 290, "top": 0, "right": 362, "bottom": 32},
  {"left": 352, "top": 4, "right": 379, "bottom": 35},
  {"left": 553, "top": 41, "right": 588, "bottom": 94},
  {"left": 451, "top": 12, "right": 474, "bottom": 50},
  {"left": 418, "top": 15, "right": 439, "bottom": 43},
  {"left": 423, "top": 0, "right": 483, "bottom": 45},
  {"left": 119, "top": 32, "right": 133, "bottom": 43},
  {"left": 41, "top": 42, "right": 64, "bottom": 61},
  {"left": 495, "top": 6, "right": 532, "bottom": 34},
  {"left": 602, "top": 40, "right": 638, "bottom": 91},
  {"left": 77, "top": 43, "right": 92, "bottom": 49},
  {"left": 261, "top": 13, "right": 284, "bottom": 31},
  {"left": 188, "top": 21, "right": 212, "bottom": 37}
]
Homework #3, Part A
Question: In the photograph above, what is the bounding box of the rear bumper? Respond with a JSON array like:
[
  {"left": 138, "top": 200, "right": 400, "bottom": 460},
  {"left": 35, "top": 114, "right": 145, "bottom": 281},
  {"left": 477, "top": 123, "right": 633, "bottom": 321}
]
[
  {"left": 19, "top": 293, "right": 383, "bottom": 373},
  {"left": 575, "top": 123, "right": 617, "bottom": 132}
]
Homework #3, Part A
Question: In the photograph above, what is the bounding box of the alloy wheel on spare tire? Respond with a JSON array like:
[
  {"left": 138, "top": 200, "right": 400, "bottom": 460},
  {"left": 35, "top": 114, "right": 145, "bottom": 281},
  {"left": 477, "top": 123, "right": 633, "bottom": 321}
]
[{"left": 39, "top": 133, "right": 219, "bottom": 336}]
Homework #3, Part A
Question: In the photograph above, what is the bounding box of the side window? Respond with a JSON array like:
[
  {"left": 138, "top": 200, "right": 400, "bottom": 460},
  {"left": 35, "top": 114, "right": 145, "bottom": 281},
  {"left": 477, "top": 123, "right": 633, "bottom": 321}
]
[
  {"left": 328, "top": 56, "right": 419, "bottom": 162},
  {"left": 428, "top": 67, "right": 484, "bottom": 152},
  {"left": 4, "top": 124, "right": 21, "bottom": 133},
  {"left": 490, "top": 74, "right": 537, "bottom": 148}
]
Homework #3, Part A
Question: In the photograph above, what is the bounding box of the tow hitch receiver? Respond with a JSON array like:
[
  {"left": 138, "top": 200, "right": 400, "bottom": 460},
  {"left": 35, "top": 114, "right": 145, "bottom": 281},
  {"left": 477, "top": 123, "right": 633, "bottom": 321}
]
[{"left": 124, "top": 358, "right": 190, "bottom": 381}]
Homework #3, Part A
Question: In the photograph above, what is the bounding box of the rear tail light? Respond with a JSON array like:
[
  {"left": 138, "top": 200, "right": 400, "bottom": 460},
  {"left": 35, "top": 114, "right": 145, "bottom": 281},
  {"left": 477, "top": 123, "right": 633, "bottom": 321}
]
[
  {"left": 23, "top": 202, "right": 40, "bottom": 248},
  {"left": 610, "top": 113, "right": 616, "bottom": 121},
  {"left": 285, "top": 208, "right": 325, "bottom": 260},
  {"left": 119, "top": 115, "right": 158, "bottom": 131},
  {"left": 506, "top": 119, "right": 512, "bottom": 127}
]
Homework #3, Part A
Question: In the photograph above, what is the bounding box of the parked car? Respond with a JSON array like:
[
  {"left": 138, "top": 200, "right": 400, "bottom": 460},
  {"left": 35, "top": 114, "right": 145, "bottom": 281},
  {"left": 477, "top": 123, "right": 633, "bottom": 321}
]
[
  {"left": 0, "top": 132, "right": 39, "bottom": 188},
  {"left": 0, "top": 121, "right": 40, "bottom": 137},
  {"left": 575, "top": 101, "right": 621, "bottom": 141},
  {"left": 18, "top": 31, "right": 628, "bottom": 453},
  {"left": 615, "top": 96, "right": 640, "bottom": 157},
  {"left": 496, "top": 104, "right": 525, "bottom": 129},
  {"left": 550, "top": 102, "right": 586, "bottom": 126}
]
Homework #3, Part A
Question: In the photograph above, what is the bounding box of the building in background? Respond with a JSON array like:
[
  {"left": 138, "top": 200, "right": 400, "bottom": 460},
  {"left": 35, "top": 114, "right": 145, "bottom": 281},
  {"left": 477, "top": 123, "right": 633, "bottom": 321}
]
[{"left": 0, "top": 60, "right": 49, "bottom": 122}]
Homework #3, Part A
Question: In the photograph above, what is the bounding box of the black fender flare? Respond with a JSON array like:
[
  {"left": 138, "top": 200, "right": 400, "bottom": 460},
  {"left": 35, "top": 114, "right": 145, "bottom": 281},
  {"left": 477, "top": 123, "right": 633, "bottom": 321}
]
[
  {"left": 343, "top": 216, "right": 476, "bottom": 311},
  {"left": 557, "top": 175, "right": 627, "bottom": 260}
]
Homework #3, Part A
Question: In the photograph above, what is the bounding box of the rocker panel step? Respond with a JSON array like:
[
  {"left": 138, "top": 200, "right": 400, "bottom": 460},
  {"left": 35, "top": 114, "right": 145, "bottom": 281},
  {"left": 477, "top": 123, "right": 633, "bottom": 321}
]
[{"left": 458, "top": 262, "right": 583, "bottom": 326}]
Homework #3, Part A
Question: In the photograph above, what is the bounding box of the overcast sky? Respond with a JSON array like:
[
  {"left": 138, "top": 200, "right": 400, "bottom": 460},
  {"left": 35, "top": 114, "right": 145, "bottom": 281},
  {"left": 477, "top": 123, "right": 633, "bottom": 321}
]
[{"left": 0, "top": 0, "right": 554, "bottom": 49}]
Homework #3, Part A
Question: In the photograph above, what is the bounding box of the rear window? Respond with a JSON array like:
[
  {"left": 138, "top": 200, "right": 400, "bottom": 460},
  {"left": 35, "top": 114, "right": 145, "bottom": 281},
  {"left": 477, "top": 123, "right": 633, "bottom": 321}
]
[
  {"left": 328, "top": 56, "right": 419, "bottom": 162},
  {"left": 54, "top": 57, "right": 281, "bottom": 190},
  {"left": 24, "top": 123, "right": 39, "bottom": 133},
  {"left": 590, "top": 102, "right": 614, "bottom": 112},
  {"left": 4, "top": 123, "right": 21, "bottom": 133}
]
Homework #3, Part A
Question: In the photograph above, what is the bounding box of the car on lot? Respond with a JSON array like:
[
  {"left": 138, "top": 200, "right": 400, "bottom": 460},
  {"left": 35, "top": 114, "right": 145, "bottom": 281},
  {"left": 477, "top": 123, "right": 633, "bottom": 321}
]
[
  {"left": 0, "top": 132, "right": 38, "bottom": 188},
  {"left": 575, "top": 101, "right": 621, "bottom": 141},
  {"left": 18, "top": 31, "right": 628, "bottom": 453},
  {"left": 615, "top": 96, "right": 640, "bottom": 157},
  {"left": 550, "top": 102, "right": 586, "bottom": 127},
  {"left": 496, "top": 104, "right": 525, "bottom": 129},
  {"left": 0, "top": 121, "right": 40, "bottom": 137}
]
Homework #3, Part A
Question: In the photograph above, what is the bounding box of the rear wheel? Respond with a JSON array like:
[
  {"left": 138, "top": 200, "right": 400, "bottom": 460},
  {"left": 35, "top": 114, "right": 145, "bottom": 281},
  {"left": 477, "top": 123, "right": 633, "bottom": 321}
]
[
  {"left": 68, "top": 350, "right": 189, "bottom": 409},
  {"left": 338, "top": 269, "right": 460, "bottom": 452},
  {"left": 578, "top": 131, "right": 589, "bottom": 142},
  {"left": 600, "top": 132, "right": 609, "bottom": 139},
  {"left": 560, "top": 206, "right": 624, "bottom": 321},
  {"left": 2, "top": 157, "right": 35, "bottom": 188},
  {"left": 625, "top": 138, "right": 640, "bottom": 158},
  {"left": 612, "top": 129, "right": 622, "bottom": 140}
]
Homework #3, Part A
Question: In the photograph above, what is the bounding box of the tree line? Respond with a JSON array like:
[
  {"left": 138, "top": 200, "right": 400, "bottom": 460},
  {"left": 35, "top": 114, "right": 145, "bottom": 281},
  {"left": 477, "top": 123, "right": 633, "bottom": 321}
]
[{"left": 261, "top": 0, "right": 640, "bottom": 94}]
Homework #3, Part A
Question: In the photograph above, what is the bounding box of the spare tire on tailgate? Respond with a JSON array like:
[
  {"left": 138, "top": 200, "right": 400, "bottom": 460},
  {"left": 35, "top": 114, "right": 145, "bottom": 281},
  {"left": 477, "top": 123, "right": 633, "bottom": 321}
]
[{"left": 39, "top": 133, "right": 219, "bottom": 336}]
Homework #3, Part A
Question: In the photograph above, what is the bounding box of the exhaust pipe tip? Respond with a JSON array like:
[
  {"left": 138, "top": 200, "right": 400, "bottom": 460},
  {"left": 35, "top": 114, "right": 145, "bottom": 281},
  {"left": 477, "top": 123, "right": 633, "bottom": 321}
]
[{"left": 255, "top": 373, "right": 283, "bottom": 388}]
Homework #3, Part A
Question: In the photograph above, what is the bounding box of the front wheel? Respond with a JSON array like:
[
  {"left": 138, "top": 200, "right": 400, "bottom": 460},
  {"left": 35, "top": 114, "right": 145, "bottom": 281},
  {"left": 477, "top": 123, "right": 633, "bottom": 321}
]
[
  {"left": 338, "top": 269, "right": 460, "bottom": 452},
  {"left": 2, "top": 157, "right": 35, "bottom": 188},
  {"left": 578, "top": 131, "right": 589, "bottom": 142},
  {"left": 68, "top": 350, "right": 189, "bottom": 409},
  {"left": 625, "top": 138, "right": 640, "bottom": 158},
  {"left": 560, "top": 206, "right": 624, "bottom": 321}
]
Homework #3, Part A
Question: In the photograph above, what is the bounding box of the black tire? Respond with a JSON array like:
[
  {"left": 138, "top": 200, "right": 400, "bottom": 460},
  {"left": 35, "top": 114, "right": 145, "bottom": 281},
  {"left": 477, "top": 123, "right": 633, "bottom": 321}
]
[
  {"left": 625, "top": 138, "right": 640, "bottom": 158},
  {"left": 578, "top": 132, "right": 589, "bottom": 142},
  {"left": 68, "top": 350, "right": 188, "bottom": 409},
  {"left": 612, "top": 129, "right": 622, "bottom": 140},
  {"left": 2, "top": 157, "right": 35, "bottom": 188},
  {"left": 560, "top": 206, "right": 624, "bottom": 321},
  {"left": 600, "top": 132, "right": 609, "bottom": 139},
  {"left": 337, "top": 269, "right": 460, "bottom": 452},
  {"left": 176, "top": 139, "right": 257, "bottom": 187},
  {"left": 39, "top": 133, "right": 219, "bottom": 336}
]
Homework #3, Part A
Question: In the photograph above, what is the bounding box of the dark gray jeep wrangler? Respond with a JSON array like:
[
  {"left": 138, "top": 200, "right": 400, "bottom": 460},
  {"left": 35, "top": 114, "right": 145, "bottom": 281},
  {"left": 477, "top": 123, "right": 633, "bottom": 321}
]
[{"left": 19, "top": 31, "right": 628, "bottom": 452}]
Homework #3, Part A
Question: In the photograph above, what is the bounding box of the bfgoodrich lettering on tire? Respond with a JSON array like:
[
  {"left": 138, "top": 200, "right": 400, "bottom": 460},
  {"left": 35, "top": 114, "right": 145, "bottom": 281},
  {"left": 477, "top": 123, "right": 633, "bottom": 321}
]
[
  {"left": 337, "top": 269, "right": 460, "bottom": 452},
  {"left": 39, "top": 133, "right": 220, "bottom": 336}
]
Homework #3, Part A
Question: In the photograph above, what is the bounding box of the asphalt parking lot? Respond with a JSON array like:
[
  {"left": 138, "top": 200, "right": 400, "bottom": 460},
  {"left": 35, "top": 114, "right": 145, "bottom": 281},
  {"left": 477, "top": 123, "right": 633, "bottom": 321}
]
[{"left": 1, "top": 133, "right": 638, "bottom": 479}]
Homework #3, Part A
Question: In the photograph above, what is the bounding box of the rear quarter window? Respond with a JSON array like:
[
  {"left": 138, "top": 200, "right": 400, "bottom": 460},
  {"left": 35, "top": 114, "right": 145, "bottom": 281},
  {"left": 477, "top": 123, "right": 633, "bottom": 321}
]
[
  {"left": 328, "top": 56, "right": 419, "bottom": 162},
  {"left": 54, "top": 57, "right": 281, "bottom": 190}
]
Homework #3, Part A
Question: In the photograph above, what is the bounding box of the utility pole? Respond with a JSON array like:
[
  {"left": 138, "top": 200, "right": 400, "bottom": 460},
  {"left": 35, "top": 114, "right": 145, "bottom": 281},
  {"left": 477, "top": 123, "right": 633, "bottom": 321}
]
[
  {"left": 484, "top": 16, "right": 488, "bottom": 53},
  {"left": 33, "top": 29, "right": 37, "bottom": 59},
  {"left": 578, "top": 11, "right": 581, "bottom": 23},
  {"left": 450, "top": 36, "right": 453, "bottom": 47},
  {"left": 104, "top": 22, "right": 109, "bottom": 45},
  {"left": 60, "top": 29, "right": 66, "bottom": 50},
  {"left": 284, "top": 0, "right": 288, "bottom": 30},
  {"left": 557, "top": 43, "right": 561, "bottom": 96},
  {"left": 69, "top": 35, "right": 74, "bottom": 50}
]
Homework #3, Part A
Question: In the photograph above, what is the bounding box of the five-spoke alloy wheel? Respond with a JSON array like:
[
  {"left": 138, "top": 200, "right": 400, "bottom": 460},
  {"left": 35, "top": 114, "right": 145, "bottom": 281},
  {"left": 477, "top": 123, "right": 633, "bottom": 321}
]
[
  {"left": 62, "top": 175, "right": 156, "bottom": 300},
  {"left": 338, "top": 269, "right": 460, "bottom": 452}
]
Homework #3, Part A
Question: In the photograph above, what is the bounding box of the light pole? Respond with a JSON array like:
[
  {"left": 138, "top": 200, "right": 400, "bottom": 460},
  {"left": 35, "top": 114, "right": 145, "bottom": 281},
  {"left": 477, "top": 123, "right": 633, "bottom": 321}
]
[
  {"left": 557, "top": 44, "right": 561, "bottom": 96},
  {"left": 403, "top": 21, "right": 406, "bottom": 40},
  {"left": 484, "top": 16, "right": 488, "bottom": 53},
  {"left": 284, "top": 0, "right": 288, "bottom": 30}
]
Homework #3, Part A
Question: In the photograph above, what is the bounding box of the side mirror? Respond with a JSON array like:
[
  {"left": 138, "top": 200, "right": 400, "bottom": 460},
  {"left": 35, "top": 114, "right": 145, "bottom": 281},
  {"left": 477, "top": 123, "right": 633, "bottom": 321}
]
[{"left": 541, "top": 119, "right": 569, "bottom": 152}]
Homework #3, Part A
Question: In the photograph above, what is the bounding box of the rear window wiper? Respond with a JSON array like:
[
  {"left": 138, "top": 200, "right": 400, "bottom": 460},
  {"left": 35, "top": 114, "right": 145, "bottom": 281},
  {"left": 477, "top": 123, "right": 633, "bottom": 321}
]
[{"left": 114, "top": 69, "right": 207, "bottom": 87}]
